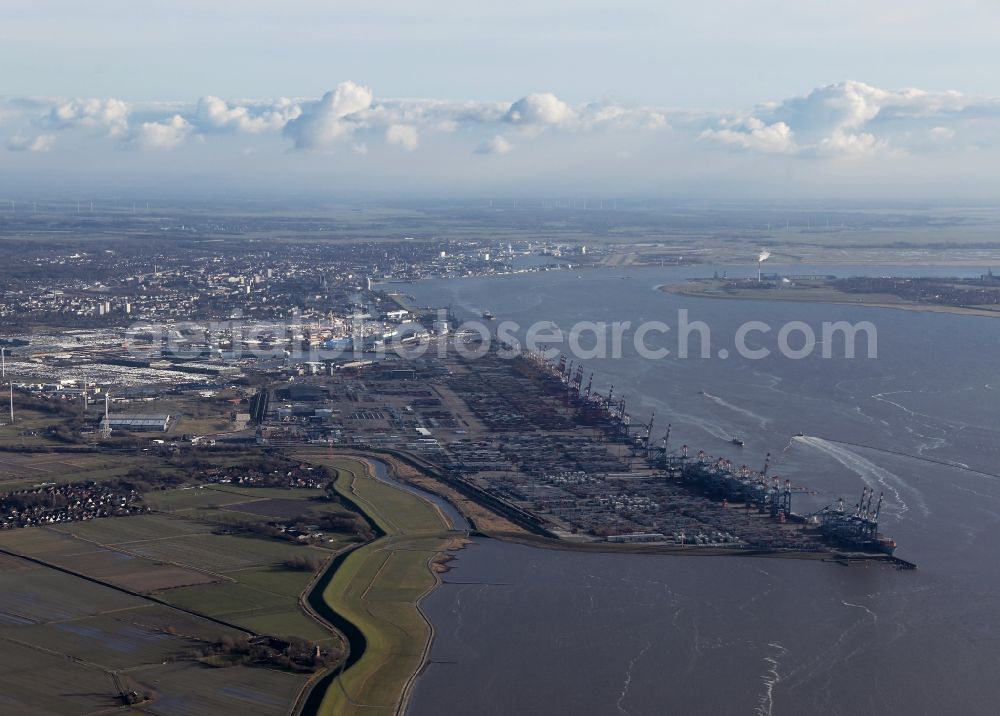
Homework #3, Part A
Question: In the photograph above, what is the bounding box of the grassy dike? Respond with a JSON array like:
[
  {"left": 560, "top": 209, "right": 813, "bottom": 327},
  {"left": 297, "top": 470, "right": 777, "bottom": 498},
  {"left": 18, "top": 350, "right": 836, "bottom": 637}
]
[{"left": 291, "top": 452, "right": 460, "bottom": 716}]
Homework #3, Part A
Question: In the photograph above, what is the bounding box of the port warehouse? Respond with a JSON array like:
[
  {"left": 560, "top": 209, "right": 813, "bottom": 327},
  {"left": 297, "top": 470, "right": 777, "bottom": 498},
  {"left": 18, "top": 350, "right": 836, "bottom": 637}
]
[{"left": 100, "top": 413, "right": 171, "bottom": 432}]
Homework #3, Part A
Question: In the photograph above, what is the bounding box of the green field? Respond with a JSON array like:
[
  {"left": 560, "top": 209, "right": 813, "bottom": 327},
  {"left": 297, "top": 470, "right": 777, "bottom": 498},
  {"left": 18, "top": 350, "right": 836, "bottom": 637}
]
[
  {"left": 0, "top": 448, "right": 164, "bottom": 489},
  {"left": 134, "top": 487, "right": 354, "bottom": 642},
  {"left": 0, "top": 530, "right": 217, "bottom": 592},
  {"left": 0, "top": 556, "right": 277, "bottom": 715},
  {"left": 133, "top": 660, "right": 305, "bottom": 716},
  {"left": 1, "top": 464, "right": 369, "bottom": 642},
  {"left": 0, "top": 643, "right": 128, "bottom": 715},
  {"left": 0, "top": 452, "right": 378, "bottom": 713},
  {"left": 161, "top": 565, "right": 333, "bottom": 642},
  {"left": 291, "top": 452, "right": 461, "bottom": 716},
  {"left": 143, "top": 485, "right": 256, "bottom": 511},
  {"left": 0, "top": 443, "right": 457, "bottom": 713}
]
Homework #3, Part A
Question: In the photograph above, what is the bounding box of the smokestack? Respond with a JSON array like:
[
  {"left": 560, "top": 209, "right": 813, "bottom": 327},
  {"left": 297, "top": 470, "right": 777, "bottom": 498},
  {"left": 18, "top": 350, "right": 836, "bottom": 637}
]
[
  {"left": 757, "top": 249, "right": 771, "bottom": 282},
  {"left": 1, "top": 346, "right": 5, "bottom": 380}
]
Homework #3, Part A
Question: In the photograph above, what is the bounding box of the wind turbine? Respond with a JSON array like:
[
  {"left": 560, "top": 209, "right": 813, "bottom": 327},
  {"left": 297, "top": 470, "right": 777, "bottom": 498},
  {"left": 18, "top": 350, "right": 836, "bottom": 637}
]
[{"left": 102, "top": 392, "right": 112, "bottom": 439}]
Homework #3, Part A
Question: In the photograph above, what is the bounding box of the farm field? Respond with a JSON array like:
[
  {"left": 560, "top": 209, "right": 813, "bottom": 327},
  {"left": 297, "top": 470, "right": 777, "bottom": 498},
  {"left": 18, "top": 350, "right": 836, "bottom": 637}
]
[
  {"left": 161, "top": 565, "right": 333, "bottom": 642},
  {"left": 0, "top": 562, "right": 145, "bottom": 622},
  {"left": 0, "top": 451, "right": 385, "bottom": 714},
  {"left": 0, "top": 554, "right": 265, "bottom": 714},
  {"left": 0, "top": 449, "right": 162, "bottom": 490},
  {"left": 135, "top": 660, "right": 305, "bottom": 716},
  {"left": 1, "top": 530, "right": 216, "bottom": 592},
  {"left": 40, "top": 503, "right": 350, "bottom": 638},
  {"left": 142, "top": 485, "right": 257, "bottom": 511},
  {"left": 0, "top": 447, "right": 449, "bottom": 714},
  {"left": 140, "top": 484, "right": 363, "bottom": 642},
  {"left": 49, "top": 513, "right": 214, "bottom": 543},
  {"left": 0, "top": 407, "right": 69, "bottom": 449},
  {"left": 0, "top": 643, "right": 124, "bottom": 715}
]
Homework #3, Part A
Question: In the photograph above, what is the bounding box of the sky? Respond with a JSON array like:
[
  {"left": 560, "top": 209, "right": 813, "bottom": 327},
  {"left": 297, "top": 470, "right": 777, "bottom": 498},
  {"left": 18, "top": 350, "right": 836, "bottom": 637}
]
[{"left": 2, "top": 1, "right": 1000, "bottom": 199}]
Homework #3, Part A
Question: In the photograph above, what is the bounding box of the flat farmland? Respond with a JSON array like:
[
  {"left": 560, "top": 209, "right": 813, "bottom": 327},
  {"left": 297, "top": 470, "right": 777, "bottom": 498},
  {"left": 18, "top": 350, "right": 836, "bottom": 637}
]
[
  {"left": 0, "top": 527, "right": 218, "bottom": 592},
  {"left": 143, "top": 486, "right": 258, "bottom": 512},
  {"left": 151, "top": 537, "right": 341, "bottom": 642},
  {"left": 2, "top": 611, "right": 207, "bottom": 670},
  {"left": 0, "top": 643, "right": 121, "bottom": 715},
  {"left": 135, "top": 661, "right": 306, "bottom": 716},
  {"left": 0, "top": 451, "right": 378, "bottom": 715},
  {"left": 7, "top": 486, "right": 349, "bottom": 646},
  {"left": 127, "top": 532, "right": 318, "bottom": 572},
  {"left": 221, "top": 496, "right": 326, "bottom": 518},
  {"left": 0, "top": 408, "right": 68, "bottom": 449},
  {"left": 0, "top": 550, "right": 299, "bottom": 715},
  {"left": 209, "top": 485, "right": 328, "bottom": 500},
  {"left": 120, "top": 603, "right": 246, "bottom": 642},
  {"left": 0, "top": 451, "right": 65, "bottom": 480},
  {"left": 0, "top": 564, "right": 144, "bottom": 623},
  {"left": 164, "top": 579, "right": 298, "bottom": 616},
  {"left": 0, "top": 450, "right": 167, "bottom": 490},
  {"left": 0, "top": 551, "right": 32, "bottom": 573},
  {"left": 50, "top": 513, "right": 213, "bottom": 543},
  {"left": 230, "top": 605, "right": 331, "bottom": 642}
]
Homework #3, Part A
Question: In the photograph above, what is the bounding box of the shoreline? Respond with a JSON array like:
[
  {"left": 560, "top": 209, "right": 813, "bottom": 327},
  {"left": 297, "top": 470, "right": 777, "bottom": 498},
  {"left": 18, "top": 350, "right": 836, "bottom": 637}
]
[
  {"left": 658, "top": 281, "right": 1000, "bottom": 319},
  {"left": 294, "top": 447, "right": 909, "bottom": 716},
  {"left": 365, "top": 450, "right": 910, "bottom": 566},
  {"left": 292, "top": 452, "right": 466, "bottom": 716}
]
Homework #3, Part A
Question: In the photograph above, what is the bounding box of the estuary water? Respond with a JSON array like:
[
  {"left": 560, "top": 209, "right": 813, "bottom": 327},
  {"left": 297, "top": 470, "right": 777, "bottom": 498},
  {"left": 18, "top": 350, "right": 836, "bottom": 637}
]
[{"left": 404, "top": 265, "right": 1000, "bottom": 716}]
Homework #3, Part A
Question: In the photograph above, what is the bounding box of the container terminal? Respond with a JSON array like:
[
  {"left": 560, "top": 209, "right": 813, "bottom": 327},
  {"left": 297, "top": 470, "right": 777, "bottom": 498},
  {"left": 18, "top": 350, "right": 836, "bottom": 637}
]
[
  {"left": 520, "top": 346, "right": 902, "bottom": 559},
  {"left": 242, "top": 331, "right": 906, "bottom": 565}
]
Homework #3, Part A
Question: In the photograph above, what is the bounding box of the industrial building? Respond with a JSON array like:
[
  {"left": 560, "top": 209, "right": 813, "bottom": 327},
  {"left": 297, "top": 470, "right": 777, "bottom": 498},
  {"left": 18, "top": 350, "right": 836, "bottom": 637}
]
[{"left": 100, "top": 413, "right": 171, "bottom": 432}]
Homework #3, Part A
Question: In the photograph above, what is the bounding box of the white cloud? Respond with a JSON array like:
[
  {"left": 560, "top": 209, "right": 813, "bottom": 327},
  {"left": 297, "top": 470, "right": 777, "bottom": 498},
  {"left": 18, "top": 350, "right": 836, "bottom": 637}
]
[
  {"left": 504, "top": 93, "right": 575, "bottom": 125},
  {"left": 476, "top": 135, "right": 513, "bottom": 155},
  {"left": 44, "top": 98, "right": 129, "bottom": 136},
  {"left": 385, "top": 124, "right": 418, "bottom": 151},
  {"left": 929, "top": 126, "right": 956, "bottom": 141},
  {"left": 282, "top": 80, "right": 373, "bottom": 150},
  {"left": 123, "top": 115, "right": 191, "bottom": 151},
  {"left": 816, "top": 130, "right": 887, "bottom": 157},
  {"left": 363, "top": 98, "right": 506, "bottom": 128},
  {"left": 0, "top": 80, "right": 996, "bottom": 165},
  {"left": 699, "top": 118, "right": 795, "bottom": 154},
  {"left": 579, "top": 102, "right": 668, "bottom": 131},
  {"left": 700, "top": 80, "right": 988, "bottom": 157},
  {"left": 195, "top": 96, "right": 300, "bottom": 134},
  {"left": 6, "top": 133, "right": 55, "bottom": 152},
  {"left": 771, "top": 81, "right": 888, "bottom": 135}
]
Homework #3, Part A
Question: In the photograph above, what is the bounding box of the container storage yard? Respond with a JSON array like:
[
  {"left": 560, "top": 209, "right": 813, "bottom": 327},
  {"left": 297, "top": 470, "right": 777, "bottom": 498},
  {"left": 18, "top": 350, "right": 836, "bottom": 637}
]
[{"left": 249, "top": 344, "right": 902, "bottom": 561}]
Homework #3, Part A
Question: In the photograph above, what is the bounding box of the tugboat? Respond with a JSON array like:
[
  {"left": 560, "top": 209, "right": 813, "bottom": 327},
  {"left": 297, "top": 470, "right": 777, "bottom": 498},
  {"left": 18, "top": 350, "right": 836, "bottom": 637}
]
[{"left": 731, "top": 436, "right": 745, "bottom": 447}]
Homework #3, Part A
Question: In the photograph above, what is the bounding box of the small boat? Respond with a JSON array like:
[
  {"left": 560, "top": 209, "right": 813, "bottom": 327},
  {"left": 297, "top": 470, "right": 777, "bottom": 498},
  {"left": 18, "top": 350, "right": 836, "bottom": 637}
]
[
  {"left": 731, "top": 436, "right": 745, "bottom": 447},
  {"left": 796, "top": 431, "right": 805, "bottom": 437},
  {"left": 482, "top": 310, "right": 496, "bottom": 320}
]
